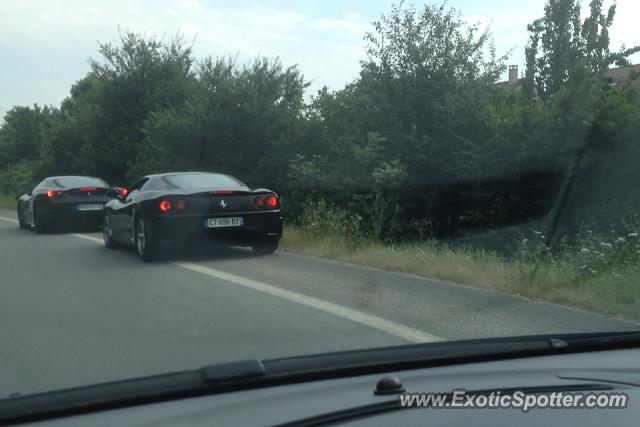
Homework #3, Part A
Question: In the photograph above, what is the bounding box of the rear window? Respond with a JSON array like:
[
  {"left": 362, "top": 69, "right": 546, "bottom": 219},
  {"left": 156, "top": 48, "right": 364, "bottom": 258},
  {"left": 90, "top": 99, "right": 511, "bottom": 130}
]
[
  {"left": 52, "top": 177, "right": 108, "bottom": 188},
  {"left": 163, "top": 173, "right": 247, "bottom": 190}
]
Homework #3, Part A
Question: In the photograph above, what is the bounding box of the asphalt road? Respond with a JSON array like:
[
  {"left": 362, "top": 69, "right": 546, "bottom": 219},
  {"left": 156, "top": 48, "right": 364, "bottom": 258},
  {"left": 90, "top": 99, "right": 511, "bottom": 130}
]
[{"left": 0, "top": 208, "right": 636, "bottom": 398}]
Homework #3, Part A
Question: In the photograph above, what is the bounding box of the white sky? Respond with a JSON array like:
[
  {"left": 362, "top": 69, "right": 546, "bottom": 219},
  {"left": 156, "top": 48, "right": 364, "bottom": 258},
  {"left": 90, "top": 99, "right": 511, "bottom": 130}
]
[{"left": 0, "top": 0, "right": 638, "bottom": 120}]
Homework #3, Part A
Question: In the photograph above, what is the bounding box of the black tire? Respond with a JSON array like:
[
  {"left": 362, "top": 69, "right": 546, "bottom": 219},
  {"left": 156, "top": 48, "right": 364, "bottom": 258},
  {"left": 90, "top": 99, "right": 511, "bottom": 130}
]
[
  {"left": 17, "top": 203, "right": 28, "bottom": 230},
  {"left": 102, "top": 215, "right": 118, "bottom": 249},
  {"left": 135, "top": 216, "right": 158, "bottom": 262},
  {"left": 32, "top": 207, "right": 48, "bottom": 234},
  {"left": 251, "top": 239, "right": 279, "bottom": 255}
]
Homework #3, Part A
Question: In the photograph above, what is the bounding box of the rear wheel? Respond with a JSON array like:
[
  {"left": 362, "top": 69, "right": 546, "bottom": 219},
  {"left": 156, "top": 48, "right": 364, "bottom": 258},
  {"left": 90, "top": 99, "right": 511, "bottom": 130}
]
[
  {"left": 102, "top": 215, "right": 118, "bottom": 249},
  {"left": 136, "top": 216, "right": 158, "bottom": 262},
  {"left": 251, "top": 239, "right": 279, "bottom": 255},
  {"left": 17, "top": 203, "right": 28, "bottom": 230},
  {"left": 32, "top": 208, "right": 48, "bottom": 234}
]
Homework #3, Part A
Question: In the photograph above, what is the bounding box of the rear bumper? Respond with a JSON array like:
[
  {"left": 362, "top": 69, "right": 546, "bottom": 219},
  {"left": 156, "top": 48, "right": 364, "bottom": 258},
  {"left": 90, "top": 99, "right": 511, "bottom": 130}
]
[
  {"left": 149, "top": 211, "right": 283, "bottom": 245},
  {"left": 38, "top": 204, "right": 106, "bottom": 225}
]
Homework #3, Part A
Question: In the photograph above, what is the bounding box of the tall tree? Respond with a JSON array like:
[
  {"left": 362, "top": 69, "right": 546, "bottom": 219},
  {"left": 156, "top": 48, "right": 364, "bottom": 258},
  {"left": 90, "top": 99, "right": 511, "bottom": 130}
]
[
  {"left": 0, "top": 105, "right": 56, "bottom": 169},
  {"left": 360, "top": 2, "right": 507, "bottom": 185},
  {"left": 525, "top": 0, "right": 640, "bottom": 99},
  {"left": 134, "top": 56, "right": 309, "bottom": 188},
  {"left": 87, "top": 31, "right": 197, "bottom": 182}
]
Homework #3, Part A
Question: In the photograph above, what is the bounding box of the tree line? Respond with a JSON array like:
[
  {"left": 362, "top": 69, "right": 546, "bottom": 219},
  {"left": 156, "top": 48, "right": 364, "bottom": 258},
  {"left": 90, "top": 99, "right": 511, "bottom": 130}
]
[{"left": 1, "top": 0, "right": 639, "bottom": 242}]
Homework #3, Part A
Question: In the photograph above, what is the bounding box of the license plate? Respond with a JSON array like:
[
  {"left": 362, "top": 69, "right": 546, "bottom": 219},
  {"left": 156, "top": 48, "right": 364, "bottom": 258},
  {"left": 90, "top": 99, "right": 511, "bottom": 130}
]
[
  {"left": 205, "top": 217, "right": 243, "bottom": 228},
  {"left": 76, "top": 204, "right": 103, "bottom": 211}
]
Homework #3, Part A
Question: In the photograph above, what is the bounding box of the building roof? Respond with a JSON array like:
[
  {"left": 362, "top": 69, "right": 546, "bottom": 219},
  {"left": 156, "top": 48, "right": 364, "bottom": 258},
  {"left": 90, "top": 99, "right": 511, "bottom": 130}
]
[
  {"left": 604, "top": 64, "right": 640, "bottom": 87},
  {"left": 498, "top": 64, "right": 640, "bottom": 89}
]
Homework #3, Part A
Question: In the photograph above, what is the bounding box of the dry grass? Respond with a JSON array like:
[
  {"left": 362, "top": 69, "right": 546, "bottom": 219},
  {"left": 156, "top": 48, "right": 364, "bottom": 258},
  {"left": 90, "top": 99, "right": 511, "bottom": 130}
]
[{"left": 280, "top": 226, "right": 640, "bottom": 321}]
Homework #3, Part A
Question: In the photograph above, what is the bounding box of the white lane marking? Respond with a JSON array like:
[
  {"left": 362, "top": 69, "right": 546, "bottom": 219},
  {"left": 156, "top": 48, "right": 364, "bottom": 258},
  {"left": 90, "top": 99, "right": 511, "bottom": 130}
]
[
  {"left": 0, "top": 216, "right": 105, "bottom": 244},
  {"left": 175, "top": 261, "right": 443, "bottom": 343},
  {"left": 2, "top": 214, "right": 443, "bottom": 343},
  {"left": 71, "top": 233, "right": 103, "bottom": 243}
]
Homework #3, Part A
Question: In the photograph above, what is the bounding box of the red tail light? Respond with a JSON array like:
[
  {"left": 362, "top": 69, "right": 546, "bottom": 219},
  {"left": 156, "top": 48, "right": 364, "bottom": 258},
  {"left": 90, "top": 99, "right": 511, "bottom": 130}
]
[
  {"left": 80, "top": 187, "right": 97, "bottom": 191},
  {"left": 46, "top": 190, "right": 61, "bottom": 199},
  {"left": 175, "top": 200, "right": 187, "bottom": 211},
  {"left": 265, "top": 195, "right": 279, "bottom": 209},
  {"left": 209, "top": 190, "right": 235, "bottom": 196},
  {"left": 159, "top": 200, "right": 172, "bottom": 212},
  {"left": 118, "top": 188, "right": 128, "bottom": 197},
  {"left": 254, "top": 197, "right": 265, "bottom": 208}
]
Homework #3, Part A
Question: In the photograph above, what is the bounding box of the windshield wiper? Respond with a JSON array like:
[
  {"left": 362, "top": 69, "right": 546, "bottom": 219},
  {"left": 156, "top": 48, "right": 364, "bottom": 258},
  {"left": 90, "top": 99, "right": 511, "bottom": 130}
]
[
  {"left": 558, "top": 331, "right": 640, "bottom": 348},
  {"left": 2, "top": 331, "right": 639, "bottom": 425},
  {"left": 0, "top": 360, "right": 267, "bottom": 426},
  {"left": 259, "top": 331, "right": 640, "bottom": 381}
]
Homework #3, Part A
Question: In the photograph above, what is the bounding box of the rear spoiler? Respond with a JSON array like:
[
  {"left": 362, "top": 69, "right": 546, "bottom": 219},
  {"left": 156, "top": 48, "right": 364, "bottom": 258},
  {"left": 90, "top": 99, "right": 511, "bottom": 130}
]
[{"left": 191, "top": 189, "right": 277, "bottom": 197}]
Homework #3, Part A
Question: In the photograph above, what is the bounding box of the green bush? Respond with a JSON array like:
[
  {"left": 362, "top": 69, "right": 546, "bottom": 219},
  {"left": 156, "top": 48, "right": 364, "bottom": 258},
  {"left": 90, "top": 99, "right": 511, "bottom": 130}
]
[
  {"left": 296, "top": 199, "right": 371, "bottom": 248},
  {"left": 516, "top": 218, "right": 640, "bottom": 281},
  {"left": 0, "top": 194, "right": 16, "bottom": 209},
  {"left": 0, "top": 161, "right": 36, "bottom": 195}
]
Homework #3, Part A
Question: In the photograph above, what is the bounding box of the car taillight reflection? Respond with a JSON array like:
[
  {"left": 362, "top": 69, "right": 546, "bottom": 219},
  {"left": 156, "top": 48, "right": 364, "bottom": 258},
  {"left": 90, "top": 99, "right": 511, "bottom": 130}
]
[
  {"left": 254, "top": 195, "right": 278, "bottom": 209},
  {"left": 159, "top": 200, "right": 172, "bottom": 212},
  {"left": 265, "top": 195, "right": 279, "bottom": 209}
]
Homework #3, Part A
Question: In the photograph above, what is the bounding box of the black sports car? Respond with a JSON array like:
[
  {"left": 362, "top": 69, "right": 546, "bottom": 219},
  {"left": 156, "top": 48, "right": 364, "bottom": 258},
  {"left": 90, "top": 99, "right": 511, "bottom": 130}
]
[
  {"left": 17, "top": 176, "right": 122, "bottom": 233},
  {"left": 102, "top": 172, "right": 283, "bottom": 261}
]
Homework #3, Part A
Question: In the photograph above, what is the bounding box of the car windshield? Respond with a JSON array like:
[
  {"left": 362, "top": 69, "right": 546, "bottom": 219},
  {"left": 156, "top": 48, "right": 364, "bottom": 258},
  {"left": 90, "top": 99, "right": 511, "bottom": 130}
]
[
  {"left": 52, "top": 177, "right": 108, "bottom": 188},
  {"left": 163, "top": 173, "right": 247, "bottom": 190},
  {"left": 0, "top": 0, "right": 639, "bottom": 403}
]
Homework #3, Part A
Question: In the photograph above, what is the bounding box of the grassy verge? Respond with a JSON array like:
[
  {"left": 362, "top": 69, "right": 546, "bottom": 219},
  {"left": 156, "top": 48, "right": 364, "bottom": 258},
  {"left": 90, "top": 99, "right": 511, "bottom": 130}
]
[
  {"left": 280, "top": 226, "right": 640, "bottom": 321},
  {"left": 0, "top": 194, "right": 16, "bottom": 210}
]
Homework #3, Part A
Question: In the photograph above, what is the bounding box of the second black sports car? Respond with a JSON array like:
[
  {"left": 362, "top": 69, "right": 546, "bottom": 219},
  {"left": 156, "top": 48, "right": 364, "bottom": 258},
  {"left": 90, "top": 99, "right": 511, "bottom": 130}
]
[
  {"left": 17, "top": 176, "right": 123, "bottom": 233},
  {"left": 102, "top": 172, "right": 283, "bottom": 261}
]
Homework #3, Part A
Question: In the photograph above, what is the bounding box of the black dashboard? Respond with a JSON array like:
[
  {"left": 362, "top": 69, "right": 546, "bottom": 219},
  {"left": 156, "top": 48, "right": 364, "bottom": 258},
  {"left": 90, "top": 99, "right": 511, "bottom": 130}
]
[{"left": 19, "top": 347, "right": 640, "bottom": 426}]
